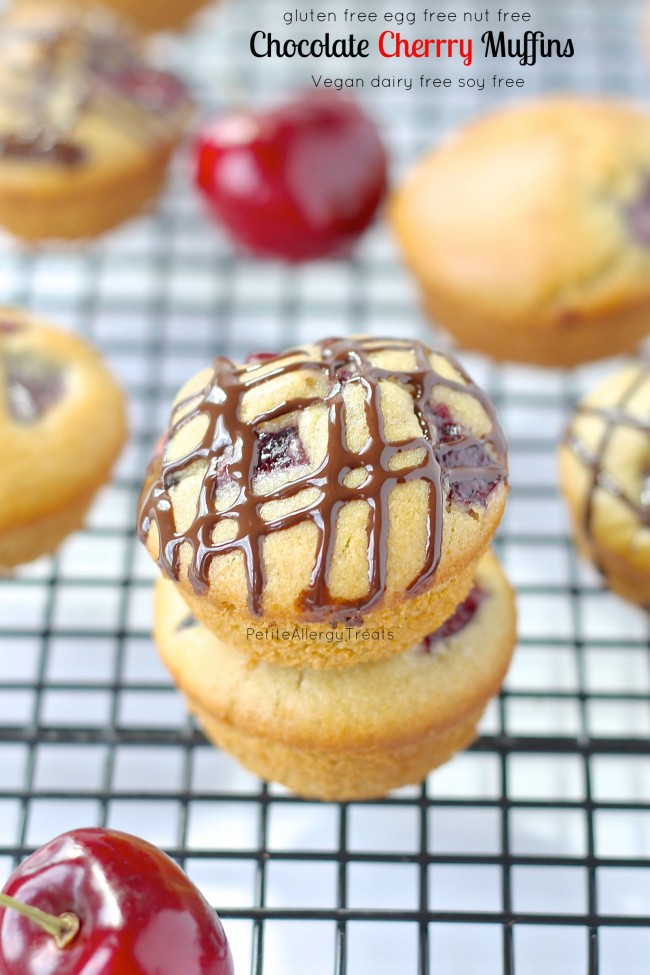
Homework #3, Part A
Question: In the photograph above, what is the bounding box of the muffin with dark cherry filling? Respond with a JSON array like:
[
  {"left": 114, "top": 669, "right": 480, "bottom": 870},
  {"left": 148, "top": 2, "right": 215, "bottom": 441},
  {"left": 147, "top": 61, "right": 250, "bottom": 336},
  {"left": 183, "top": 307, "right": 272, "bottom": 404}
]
[
  {"left": 0, "top": 1, "right": 193, "bottom": 241},
  {"left": 0, "top": 308, "right": 126, "bottom": 568},
  {"left": 138, "top": 336, "right": 509, "bottom": 668},
  {"left": 391, "top": 98, "right": 650, "bottom": 366}
]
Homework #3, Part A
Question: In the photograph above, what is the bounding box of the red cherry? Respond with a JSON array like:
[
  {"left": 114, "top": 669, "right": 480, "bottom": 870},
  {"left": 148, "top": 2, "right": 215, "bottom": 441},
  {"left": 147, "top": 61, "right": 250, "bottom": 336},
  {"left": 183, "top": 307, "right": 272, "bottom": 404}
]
[
  {"left": 194, "top": 92, "right": 388, "bottom": 261},
  {"left": 0, "top": 828, "right": 234, "bottom": 975}
]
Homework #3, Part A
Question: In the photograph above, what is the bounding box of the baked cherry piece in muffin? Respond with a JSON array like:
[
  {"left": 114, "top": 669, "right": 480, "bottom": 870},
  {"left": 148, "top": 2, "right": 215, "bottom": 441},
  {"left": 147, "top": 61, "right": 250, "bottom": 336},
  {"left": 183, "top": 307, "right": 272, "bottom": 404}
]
[
  {"left": 154, "top": 550, "right": 516, "bottom": 800},
  {"left": 0, "top": 308, "right": 126, "bottom": 568},
  {"left": 559, "top": 361, "right": 650, "bottom": 606},
  {"left": 391, "top": 98, "right": 650, "bottom": 367},
  {"left": 0, "top": 1, "right": 193, "bottom": 241},
  {"left": 138, "top": 336, "right": 509, "bottom": 667}
]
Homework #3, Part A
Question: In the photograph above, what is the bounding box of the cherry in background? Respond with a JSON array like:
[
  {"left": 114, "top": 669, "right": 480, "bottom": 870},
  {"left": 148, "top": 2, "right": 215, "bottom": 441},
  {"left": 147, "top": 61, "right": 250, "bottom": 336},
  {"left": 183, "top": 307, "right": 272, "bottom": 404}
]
[
  {"left": 194, "top": 91, "right": 388, "bottom": 261},
  {"left": 0, "top": 828, "right": 234, "bottom": 975}
]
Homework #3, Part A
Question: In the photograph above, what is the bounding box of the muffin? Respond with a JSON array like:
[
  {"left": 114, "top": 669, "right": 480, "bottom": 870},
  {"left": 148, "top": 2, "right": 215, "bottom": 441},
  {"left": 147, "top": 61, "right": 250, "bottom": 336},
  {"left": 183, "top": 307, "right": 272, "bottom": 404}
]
[
  {"left": 559, "top": 360, "right": 650, "bottom": 606},
  {"left": 0, "top": 308, "right": 127, "bottom": 568},
  {"left": 138, "top": 336, "right": 509, "bottom": 667},
  {"left": 390, "top": 98, "right": 650, "bottom": 367},
  {"left": 0, "top": 1, "right": 193, "bottom": 241},
  {"left": 34, "top": 0, "right": 212, "bottom": 33},
  {"left": 154, "top": 550, "right": 517, "bottom": 801}
]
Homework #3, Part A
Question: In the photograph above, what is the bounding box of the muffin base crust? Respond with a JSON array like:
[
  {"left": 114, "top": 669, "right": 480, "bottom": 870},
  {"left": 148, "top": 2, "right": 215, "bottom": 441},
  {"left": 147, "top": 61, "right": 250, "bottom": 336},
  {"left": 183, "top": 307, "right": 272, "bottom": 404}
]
[
  {"left": 0, "top": 147, "right": 172, "bottom": 243},
  {"left": 422, "top": 292, "right": 650, "bottom": 369},
  {"left": 0, "top": 488, "right": 97, "bottom": 569},
  {"left": 195, "top": 703, "right": 484, "bottom": 802}
]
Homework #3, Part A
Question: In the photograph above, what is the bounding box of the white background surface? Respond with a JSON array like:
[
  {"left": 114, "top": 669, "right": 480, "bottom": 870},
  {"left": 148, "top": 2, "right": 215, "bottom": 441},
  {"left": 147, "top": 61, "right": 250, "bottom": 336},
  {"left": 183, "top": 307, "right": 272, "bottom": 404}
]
[{"left": 0, "top": 0, "right": 649, "bottom": 972}]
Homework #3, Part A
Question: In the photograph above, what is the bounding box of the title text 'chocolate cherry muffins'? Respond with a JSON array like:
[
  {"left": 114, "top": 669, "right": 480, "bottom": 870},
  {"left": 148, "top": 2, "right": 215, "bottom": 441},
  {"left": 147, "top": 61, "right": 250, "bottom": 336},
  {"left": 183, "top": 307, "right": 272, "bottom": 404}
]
[
  {"left": 0, "top": 2, "right": 193, "bottom": 242},
  {"left": 155, "top": 551, "right": 516, "bottom": 801},
  {"left": 22, "top": 0, "right": 212, "bottom": 34},
  {"left": 391, "top": 98, "right": 650, "bottom": 367},
  {"left": 138, "top": 337, "right": 509, "bottom": 668},
  {"left": 559, "top": 361, "right": 650, "bottom": 606},
  {"left": 0, "top": 309, "right": 127, "bottom": 568}
]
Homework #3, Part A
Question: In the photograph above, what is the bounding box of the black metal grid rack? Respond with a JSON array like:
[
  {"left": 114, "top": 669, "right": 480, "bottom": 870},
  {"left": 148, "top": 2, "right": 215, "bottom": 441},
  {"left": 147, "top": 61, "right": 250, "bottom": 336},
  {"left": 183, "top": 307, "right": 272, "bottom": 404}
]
[{"left": 0, "top": 1, "right": 649, "bottom": 972}]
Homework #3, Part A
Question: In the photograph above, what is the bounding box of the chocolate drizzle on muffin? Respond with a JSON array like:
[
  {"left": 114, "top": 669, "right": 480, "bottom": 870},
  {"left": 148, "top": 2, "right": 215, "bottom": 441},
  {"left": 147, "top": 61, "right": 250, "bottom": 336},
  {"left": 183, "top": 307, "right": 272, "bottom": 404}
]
[
  {"left": 0, "top": 133, "right": 85, "bottom": 166},
  {"left": 564, "top": 363, "right": 650, "bottom": 546},
  {"left": 138, "top": 338, "right": 507, "bottom": 621}
]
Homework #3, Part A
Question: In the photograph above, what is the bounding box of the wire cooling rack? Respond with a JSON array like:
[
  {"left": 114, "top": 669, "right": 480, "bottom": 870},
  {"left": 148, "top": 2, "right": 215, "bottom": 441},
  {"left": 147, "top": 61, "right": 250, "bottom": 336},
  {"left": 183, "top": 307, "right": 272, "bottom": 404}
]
[{"left": 1, "top": 0, "right": 650, "bottom": 973}]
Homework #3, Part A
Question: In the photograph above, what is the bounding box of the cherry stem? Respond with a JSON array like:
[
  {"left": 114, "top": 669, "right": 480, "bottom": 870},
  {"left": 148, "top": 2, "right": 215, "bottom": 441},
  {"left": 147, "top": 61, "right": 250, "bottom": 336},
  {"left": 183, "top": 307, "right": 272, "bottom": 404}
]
[{"left": 0, "top": 892, "right": 79, "bottom": 949}]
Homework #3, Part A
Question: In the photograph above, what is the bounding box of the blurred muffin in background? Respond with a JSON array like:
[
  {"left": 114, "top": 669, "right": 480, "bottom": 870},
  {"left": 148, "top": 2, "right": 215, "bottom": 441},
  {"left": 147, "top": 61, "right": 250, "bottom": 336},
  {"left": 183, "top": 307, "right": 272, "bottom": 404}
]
[
  {"left": 390, "top": 98, "right": 650, "bottom": 368},
  {"left": 20, "top": 0, "right": 213, "bottom": 33},
  {"left": 0, "top": 1, "right": 193, "bottom": 242},
  {"left": 0, "top": 307, "right": 127, "bottom": 568},
  {"left": 559, "top": 360, "right": 650, "bottom": 606}
]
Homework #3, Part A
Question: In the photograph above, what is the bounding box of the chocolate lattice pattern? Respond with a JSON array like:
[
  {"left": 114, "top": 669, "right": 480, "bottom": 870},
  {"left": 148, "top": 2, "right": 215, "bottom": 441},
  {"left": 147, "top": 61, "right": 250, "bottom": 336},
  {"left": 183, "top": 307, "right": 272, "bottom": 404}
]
[
  {"left": 138, "top": 337, "right": 507, "bottom": 620},
  {"left": 565, "top": 362, "right": 650, "bottom": 545}
]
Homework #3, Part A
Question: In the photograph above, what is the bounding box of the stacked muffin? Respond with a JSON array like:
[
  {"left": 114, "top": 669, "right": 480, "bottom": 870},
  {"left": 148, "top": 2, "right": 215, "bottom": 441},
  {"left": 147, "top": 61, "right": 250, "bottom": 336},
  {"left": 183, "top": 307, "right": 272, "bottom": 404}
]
[{"left": 138, "top": 336, "right": 516, "bottom": 800}]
